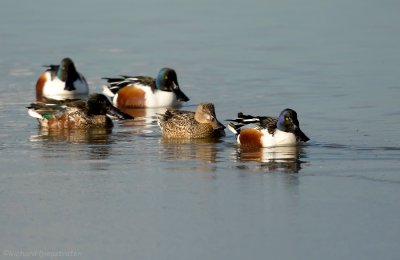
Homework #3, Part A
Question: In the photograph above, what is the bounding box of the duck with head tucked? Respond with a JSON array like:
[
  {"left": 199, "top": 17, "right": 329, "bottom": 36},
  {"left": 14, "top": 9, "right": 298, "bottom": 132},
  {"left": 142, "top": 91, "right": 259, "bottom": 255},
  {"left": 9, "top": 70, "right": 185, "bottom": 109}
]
[
  {"left": 157, "top": 103, "right": 225, "bottom": 138},
  {"left": 27, "top": 93, "right": 133, "bottom": 129},
  {"left": 102, "top": 67, "right": 189, "bottom": 109},
  {"left": 35, "top": 57, "right": 89, "bottom": 101},
  {"left": 227, "top": 108, "right": 309, "bottom": 148}
]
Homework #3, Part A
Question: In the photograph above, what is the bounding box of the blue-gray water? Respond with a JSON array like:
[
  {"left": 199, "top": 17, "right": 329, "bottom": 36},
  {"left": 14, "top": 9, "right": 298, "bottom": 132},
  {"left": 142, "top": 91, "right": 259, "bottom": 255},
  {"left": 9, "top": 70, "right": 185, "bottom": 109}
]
[{"left": 1, "top": 0, "right": 400, "bottom": 259}]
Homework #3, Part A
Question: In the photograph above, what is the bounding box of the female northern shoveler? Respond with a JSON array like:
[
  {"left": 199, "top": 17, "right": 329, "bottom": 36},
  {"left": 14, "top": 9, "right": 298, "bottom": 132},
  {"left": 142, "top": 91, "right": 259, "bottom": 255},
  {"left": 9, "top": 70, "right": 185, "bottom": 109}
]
[
  {"left": 27, "top": 93, "right": 133, "bottom": 129},
  {"left": 102, "top": 68, "right": 189, "bottom": 108},
  {"left": 157, "top": 103, "right": 225, "bottom": 138},
  {"left": 35, "top": 57, "right": 89, "bottom": 100},
  {"left": 227, "top": 108, "right": 309, "bottom": 148}
]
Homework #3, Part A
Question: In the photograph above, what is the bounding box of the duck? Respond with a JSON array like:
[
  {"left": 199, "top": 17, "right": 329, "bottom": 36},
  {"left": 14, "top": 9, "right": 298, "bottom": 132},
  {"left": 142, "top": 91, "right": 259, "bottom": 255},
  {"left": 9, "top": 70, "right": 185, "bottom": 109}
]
[
  {"left": 102, "top": 67, "right": 189, "bottom": 108},
  {"left": 27, "top": 93, "right": 133, "bottom": 129},
  {"left": 227, "top": 108, "right": 309, "bottom": 147},
  {"left": 157, "top": 103, "right": 225, "bottom": 138},
  {"left": 35, "top": 57, "right": 89, "bottom": 100}
]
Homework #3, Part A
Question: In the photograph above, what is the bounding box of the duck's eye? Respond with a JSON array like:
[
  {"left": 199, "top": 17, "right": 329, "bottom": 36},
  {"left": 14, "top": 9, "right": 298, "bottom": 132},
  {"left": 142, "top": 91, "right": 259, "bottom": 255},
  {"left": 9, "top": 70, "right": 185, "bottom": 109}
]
[
  {"left": 285, "top": 116, "right": 289, "bottom": 121},
  {"left": 205, "top": 114, "right": 213, "bottom": 121}
]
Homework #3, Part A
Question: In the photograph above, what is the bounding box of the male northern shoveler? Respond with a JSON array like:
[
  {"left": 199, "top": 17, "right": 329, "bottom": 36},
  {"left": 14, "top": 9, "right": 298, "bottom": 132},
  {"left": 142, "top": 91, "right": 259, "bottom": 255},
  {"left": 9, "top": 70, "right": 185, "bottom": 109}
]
[
  {"left": 102, "top": 68, "right": 189, "bottom": 108},
  {"left": 27, "top": 93, "right": 133, "bottom": 129},
  {"left": 227, "top": 108, "right": 309, "bottom": 148},
  {"left": 157, "top": 103, "right": 225, "bottom": 138},
  {"left": 36, "top": 57, "right": 89, "bottom": 100}
]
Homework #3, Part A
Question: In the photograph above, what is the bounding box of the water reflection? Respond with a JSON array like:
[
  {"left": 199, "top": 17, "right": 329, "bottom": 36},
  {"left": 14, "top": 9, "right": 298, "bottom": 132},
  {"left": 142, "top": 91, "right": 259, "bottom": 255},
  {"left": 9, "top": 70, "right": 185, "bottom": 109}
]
[
  {"left": 233, "top": 145, "right": 307, "bottom": 173},
  {"left": 29, "top": 128, "right": 114, "bottom": 163},
  {"left": 117, "top": 107, "right": 166, "bottom": 135},
  {"left": 119, "top": 107, "right": 167, "bottom": 122},
  {"left": 30, "top": 128, "right": 113, "bottom": 144},
  {"left": 160, "top": 138, "right": 223, "bottom": 172}
]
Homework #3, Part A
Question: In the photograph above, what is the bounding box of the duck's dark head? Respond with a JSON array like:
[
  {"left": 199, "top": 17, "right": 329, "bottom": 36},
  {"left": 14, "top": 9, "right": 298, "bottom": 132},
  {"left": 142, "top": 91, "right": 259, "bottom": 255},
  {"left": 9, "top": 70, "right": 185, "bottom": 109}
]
[
  {"left": 87, "top": 93, "right": 134, "bottom": 120},
  {"left": 277, "top": 108, "right": 309, "bottom": 142},
  {"left": 57, "top": 57, "right": 80, "bottom": 91},
  {"left": 156, "top": 68, "right": 189, "bottom": 102}
]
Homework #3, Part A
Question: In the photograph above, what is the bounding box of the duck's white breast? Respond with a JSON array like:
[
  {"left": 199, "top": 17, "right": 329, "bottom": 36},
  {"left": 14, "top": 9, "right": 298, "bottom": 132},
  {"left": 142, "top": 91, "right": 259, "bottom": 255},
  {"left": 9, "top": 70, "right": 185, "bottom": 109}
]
[
  {"left": 42, "top": 72, "right": 88, "bottom": 100},
  {"left": 261, "top": 129, "right": 296, "bottom": 147}
]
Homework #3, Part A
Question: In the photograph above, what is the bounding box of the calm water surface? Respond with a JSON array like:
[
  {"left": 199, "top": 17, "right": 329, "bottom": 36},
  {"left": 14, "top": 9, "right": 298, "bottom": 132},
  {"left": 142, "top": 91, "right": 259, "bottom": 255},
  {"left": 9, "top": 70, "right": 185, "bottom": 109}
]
[{"left": 1, "top": 0, "right": 400, "bottom": 259}]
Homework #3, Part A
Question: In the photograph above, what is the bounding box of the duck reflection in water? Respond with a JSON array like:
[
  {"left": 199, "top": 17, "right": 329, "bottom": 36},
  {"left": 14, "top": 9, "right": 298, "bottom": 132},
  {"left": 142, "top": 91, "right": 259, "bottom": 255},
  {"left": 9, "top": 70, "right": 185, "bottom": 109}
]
[
  {"left": 30, "top": 128, "right": 114, "bottom": 161},
  {"left": 117, "top": 107, "right": 167, "bottom": 121},
  {"left": 233, "top": 145, "right": 307, "bottom": 173},
  {"left": 30, "top": 127, "right": 111, "bottom": 144},
  {"left": 116, "top": 107, "right": 167, "bottom": 135},
  {"left": 160, "top": 138, "right": 223, "bottom": 173}
]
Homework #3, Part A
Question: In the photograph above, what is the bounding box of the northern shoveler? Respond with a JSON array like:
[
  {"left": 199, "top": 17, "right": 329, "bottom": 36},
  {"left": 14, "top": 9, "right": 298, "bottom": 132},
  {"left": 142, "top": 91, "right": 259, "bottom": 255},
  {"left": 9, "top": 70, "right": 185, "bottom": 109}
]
[
  {"left": 227, "top": 108, "right": 309, "bottom": 147},
  {"left": 102, "top": 67, "right": 189, "bottom": 108},
  {"left": 157, "top": 103, "right": 225, "bottom": 138},
  {"left": 27, "top": 93, "right": 134, "bottom": 129},
  {"left": 35, "top": 57, "right": 89, "bottom": 100}
]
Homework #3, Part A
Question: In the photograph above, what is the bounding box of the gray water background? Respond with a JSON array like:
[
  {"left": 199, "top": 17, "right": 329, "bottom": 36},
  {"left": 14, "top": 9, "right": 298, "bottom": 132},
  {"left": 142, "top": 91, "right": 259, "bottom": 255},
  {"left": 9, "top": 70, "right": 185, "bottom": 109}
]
[{"left": 1, "top": 0, "right": 400, "bottom": 259}]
